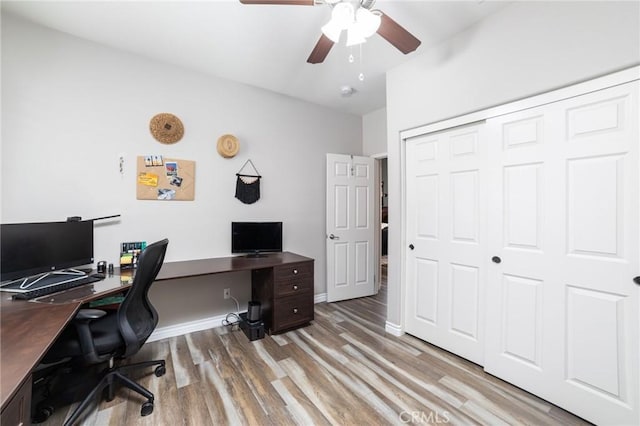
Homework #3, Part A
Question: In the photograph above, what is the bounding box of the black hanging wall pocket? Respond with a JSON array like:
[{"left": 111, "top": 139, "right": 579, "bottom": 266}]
[{"left": 235, "top": 159, "right": 261, "bottom": 204}]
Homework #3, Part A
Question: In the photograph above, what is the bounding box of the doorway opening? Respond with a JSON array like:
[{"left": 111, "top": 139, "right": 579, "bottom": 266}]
[{"left": 379, "top": 157, "right": 388, "bottom": 283}]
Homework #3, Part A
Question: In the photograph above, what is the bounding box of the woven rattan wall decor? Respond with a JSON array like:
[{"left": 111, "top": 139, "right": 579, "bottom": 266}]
[
  {"left": 149, "top": 113, "right": 184, "bottom": 144},
  {"left": 217, "top": 134, "right": 240, "bottom": 158}
]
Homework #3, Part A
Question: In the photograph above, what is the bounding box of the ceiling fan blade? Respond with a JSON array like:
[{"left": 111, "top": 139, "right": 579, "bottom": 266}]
[
  {"left": 239, "top": 0, "right": 314, "bottom": 5},
  {"left": 307, "top": 34, "right": 334, "bottom": 64},
  {"left": 376, "top": 11, "right": 421, "bottom": 54}
]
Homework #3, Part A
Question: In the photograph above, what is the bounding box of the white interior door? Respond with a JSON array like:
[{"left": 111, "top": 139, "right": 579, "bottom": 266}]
[
  {"left": 404, "top": 123, "right": 486, "bottom": 365},
  {"left": 484, "top": 82, "right": 639, "bottom": 425},
  {"left": 326, "top": 154, "right": 376, "bottom": 302}
]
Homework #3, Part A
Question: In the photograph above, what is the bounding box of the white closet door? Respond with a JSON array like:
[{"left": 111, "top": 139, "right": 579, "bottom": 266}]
[
  {"left": 405, "top": 123, "right": 486, "bottom": 365},
  {"left": 484, "top": 82, "right": 639, "bottom": 425}
]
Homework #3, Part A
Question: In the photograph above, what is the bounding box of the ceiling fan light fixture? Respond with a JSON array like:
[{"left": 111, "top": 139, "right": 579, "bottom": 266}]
[
  {"left": 355, "top": 8, "right": 381, "bottom": 38},
  {"left": 331, "top": 2, "right": 354, "bottom": 28},
  {"left": 321, "top": 20, "right": 343, "bottom": 42},
  {"left": 346, "top": 26, "right": 366, "bottom": 47},
  {"left": 322, "top": 2, "right": 355, "bottom": 42}
]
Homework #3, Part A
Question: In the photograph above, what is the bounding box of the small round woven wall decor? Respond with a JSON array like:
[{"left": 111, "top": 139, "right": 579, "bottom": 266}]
[
  {"left": 149, "top": 113, "right": 184, "bottom": 144},
  {"left": 217, "top": 134, "right": 240, "bottom": 158}
]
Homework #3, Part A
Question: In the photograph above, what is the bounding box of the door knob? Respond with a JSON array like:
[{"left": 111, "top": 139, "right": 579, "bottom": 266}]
[
  {"left": 329, "top": 234, "right": 340, "bottom": 240},
  {"left": 409, "top": 244, "right": 414, "bottom": 250},
  {"left": 634, "top": 276, "right": 640, "bottom": 285},
  {"left": 492, "top": 256, "right": 502, "bottom": 264}
]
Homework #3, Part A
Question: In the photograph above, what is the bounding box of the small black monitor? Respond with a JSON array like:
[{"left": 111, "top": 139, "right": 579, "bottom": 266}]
[
  {"left": 1, "top": 220, "right": 94, "bottom": 281},
  {"left": 232, "top": 222, "right": 282, "bottom": 256}
]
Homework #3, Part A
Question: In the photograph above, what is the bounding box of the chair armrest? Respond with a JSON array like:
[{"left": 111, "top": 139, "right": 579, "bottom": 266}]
[
  {"left": 75, "top": 309, "right": 107, "bottom": 321},
  {"left": 73, "top": 309, "right": 110, "bottom": 364}
]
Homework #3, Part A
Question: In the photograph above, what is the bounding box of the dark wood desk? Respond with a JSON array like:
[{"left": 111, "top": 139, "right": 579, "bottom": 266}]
[
  {"left": 155, "top": 251, "right": 315, "bottom": 334},
  {"left": 0, "top": 251, "right": 314, "bottom": 423},
  {"left": 0, "top": 273, "right": 129, "bottom": 424}
]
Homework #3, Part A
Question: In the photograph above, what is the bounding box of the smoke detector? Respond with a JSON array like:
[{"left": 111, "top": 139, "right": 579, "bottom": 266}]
[{"left": 340, "top": 85, "right": 356, "bottom": 97}]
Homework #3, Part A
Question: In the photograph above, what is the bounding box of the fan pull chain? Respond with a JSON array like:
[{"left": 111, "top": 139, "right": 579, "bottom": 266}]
[{"left": 358, "top": 44, "right": 365, "bottom": 81}]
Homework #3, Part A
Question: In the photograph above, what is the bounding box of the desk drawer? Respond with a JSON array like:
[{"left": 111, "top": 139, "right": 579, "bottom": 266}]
[
  {"left": 275, "top": 276, "right": 313, "bottom": 297},
  {"left": 1, "top": 374, "right": 32, "bottom": 426},
  {"left": 274, "top": 261, "right": 313, "bottom": 281},
  {"left": 272, "top": 293, "right": 313, "bottom": 333}
]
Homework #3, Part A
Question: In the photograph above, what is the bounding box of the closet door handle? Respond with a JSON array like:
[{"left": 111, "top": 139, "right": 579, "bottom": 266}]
[
  {"left": 634, "top": 276, "right": 640, "bottom": 285},
  {"left": 492, "top": 256, "right": 502, "bottom": 264},
  {"left": 329, "top": 234, "right": 340, "bottom": 240},
  {"left": 409, "top": 244, "right": 415, "bottom": 250}
]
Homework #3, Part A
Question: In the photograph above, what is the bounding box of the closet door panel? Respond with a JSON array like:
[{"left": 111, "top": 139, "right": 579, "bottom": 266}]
[
  {"left": 405, "top": 124, "right": 486, "bottom": 365},
  {"left": 553, "top": 84, "right": 638, "bottom": 425},
  {"left": 485, "top": 105, "right": 554, "bottom": 394},
  {"left": 501, "top": 274, "right": 543, "bottom": 368},
  {"left": 567, "top": 155, "right": 623, "bottom": 258},
  {"left": 503, "top": 163, "right": 543, "bottom": 251},
  {"left": 485, "top": 82, "right": 638, "bottom": 426}
]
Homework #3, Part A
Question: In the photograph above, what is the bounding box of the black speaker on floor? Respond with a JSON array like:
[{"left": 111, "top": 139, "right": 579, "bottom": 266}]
[
  {"left": 239, "top": 313, "right": 265, "bottom": 341},
  {"left": 247, "top": 301, "right": 261, "bottom": 322}
]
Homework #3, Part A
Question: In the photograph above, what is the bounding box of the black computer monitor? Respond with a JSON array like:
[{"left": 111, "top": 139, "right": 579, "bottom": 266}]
[
  {"left": 231, "top": 221, "right": 282, "bottom": 257},
  {"left": 0, "top": 220, "right": 94, "bottom": 282}
]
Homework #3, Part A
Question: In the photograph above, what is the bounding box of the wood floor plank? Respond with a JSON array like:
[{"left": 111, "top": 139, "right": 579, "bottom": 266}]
[
  {"left": 286, "top": 330, "right": 398, "bottom": 424},
  {"left": 184, "top": 327, "right": 217, "bottom": 365},
  {"left": 271, "top": 377, "right": 333, "bottom": 426},
  {"left": 340, "top": 343, "right": 479, "bottom": 426},
  {"left": 218, "top": 331, "right": 295, "bottom": 423},
  {"left": 177, "top": 382, "right": 214, "bottom": 425},
  {"left": 278, "top": 356, "right": 385, "bottom": 426},
  {"left": 169, "top": 335, "right": 200, "bottom": 389},
  {"left": 196, "top": 359, "right": 243, "bottom": 425}
]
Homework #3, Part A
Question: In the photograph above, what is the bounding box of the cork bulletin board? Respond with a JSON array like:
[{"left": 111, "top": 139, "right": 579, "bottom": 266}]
[{"left": 136, "top": 156, "right": 195, "bottom": 201}]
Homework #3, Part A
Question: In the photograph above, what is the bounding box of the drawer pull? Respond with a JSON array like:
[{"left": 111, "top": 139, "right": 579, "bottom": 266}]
[
  {"left": 293, "top": 285, "right": 298, "bottom": 291},
  {"left": 293, "top": 269, "right": 298, "bottom": 275},
  {"left": 293, "top": 308, "right": 298, "bottom": 314}
]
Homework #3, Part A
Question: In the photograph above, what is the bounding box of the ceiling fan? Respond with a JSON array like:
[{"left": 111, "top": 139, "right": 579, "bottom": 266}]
[{"left": 239, "top": 0, "right": 421, "bottom": 64}]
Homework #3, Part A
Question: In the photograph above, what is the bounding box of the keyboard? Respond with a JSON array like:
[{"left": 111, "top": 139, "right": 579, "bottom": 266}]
[{"left": 12, "top": 274, "right": 105, "bottom": 300}]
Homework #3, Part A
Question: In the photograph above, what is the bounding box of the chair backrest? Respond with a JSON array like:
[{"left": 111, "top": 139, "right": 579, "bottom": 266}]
[{"left": 117, "top": 238, "right": 168, "bottom": 357}]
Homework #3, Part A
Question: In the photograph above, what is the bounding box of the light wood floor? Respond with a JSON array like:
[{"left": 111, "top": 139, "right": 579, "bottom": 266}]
[{"left": 43, "top": 267, "right": 591, "bottom": 425}]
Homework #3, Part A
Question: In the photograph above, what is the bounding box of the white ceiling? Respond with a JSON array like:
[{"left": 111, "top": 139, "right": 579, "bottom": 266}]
[{"left": 1, "top": 0, "right": 512, "bottom": 116}]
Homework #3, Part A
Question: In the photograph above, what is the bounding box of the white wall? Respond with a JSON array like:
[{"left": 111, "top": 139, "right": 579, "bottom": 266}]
[
  {"left": 385, "top": 1, "right": 640, "bottom": 327},
  {"left": 362, "top": 107, "right": 387, "bottom": 156},
  {"left": 1, "top": 14, "right": 362, "bottom": 327}
]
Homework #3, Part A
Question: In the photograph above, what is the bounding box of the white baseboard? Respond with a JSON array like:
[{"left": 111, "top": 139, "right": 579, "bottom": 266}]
[
  {"left": 148, "top": 312, "right": 242, "bottom": 343},
  {"left": 149, "top": 293, "right": 328, "bottom": 342},
  {"left": 385, "top": 321, "right": 403, "bottom": 337}
]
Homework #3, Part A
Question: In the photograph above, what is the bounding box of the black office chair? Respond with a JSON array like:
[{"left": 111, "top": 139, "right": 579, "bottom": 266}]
[{"left": 38, "top": 238, "right": 169, "bottom": 426}]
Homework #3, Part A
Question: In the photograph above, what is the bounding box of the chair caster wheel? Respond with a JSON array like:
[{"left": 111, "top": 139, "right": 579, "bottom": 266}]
[
  {"left": 141, "top": 401, "right": 154, "bottom": 416},
  {"left": 32, "top": 405, "right": 54, "bottom": 423},
  {"left": 155, "top": 365, "right": 166, "bottom": 377}
]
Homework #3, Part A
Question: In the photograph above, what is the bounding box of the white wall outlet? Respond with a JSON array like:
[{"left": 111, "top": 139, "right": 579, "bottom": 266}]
[{"left": 223, "top": 288, "right": 231, "bottom": 299}]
